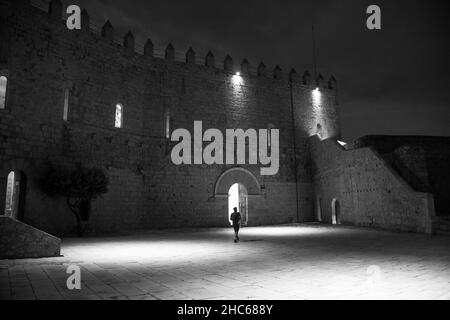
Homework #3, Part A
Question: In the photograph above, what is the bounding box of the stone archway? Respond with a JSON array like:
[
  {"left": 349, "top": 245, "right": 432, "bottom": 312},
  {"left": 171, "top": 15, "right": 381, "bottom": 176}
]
[
  {"left": 228, "top": 183, "right": 248, "bottom": 225},
  {"left": 0, "top": 159, "right": 32, "bottom": 222},
  {"left": 214, "top": 167, "right": 261, "bottom": 197},
  {"left": 214, "top": 167, "right": 261, "bottom": 225}
]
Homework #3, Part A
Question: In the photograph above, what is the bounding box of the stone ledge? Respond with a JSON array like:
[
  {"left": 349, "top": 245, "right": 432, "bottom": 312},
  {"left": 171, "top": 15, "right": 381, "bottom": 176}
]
[{"left": 0, "top": 216, "right": 61, "bottom": 259}]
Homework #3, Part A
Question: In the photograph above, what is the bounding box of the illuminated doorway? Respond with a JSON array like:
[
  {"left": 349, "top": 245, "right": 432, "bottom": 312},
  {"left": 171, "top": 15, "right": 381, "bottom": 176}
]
[
  {"left": 4, "top": 171, "right": 27, "bottom": 221},
  {"left": 228, "top": 183, "right": 248, "bottom": 225},
  {"left": 331, "top": 198, "right": 341, "bottom": 225},
  {"left": 4, "top": 171, "right": 15, "bottom": 217}
]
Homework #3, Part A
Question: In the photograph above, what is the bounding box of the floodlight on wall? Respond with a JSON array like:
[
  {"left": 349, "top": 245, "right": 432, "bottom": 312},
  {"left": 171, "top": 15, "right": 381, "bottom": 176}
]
[
  {"left": 312, "top": 88, "right": 322, "bottom": 107},
  {"left": 232, "top": 72, "right": 243, "bottom": 86}
]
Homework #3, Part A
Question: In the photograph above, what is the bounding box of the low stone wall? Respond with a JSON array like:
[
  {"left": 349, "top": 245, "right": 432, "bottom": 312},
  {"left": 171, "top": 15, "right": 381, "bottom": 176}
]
[{"left": 0, "top": 216, "right": 61, "bottom": 259}]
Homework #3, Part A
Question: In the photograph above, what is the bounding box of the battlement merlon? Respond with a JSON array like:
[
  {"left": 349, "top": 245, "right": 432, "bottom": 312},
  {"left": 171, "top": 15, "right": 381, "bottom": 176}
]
[{"left": 1, "top": 0, "right": 338, "bottom": 91}]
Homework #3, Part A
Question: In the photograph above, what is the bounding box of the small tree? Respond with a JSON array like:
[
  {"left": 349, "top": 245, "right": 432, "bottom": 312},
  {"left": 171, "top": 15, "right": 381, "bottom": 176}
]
[{"left": 40, "top": 163, "right": 109, "bottom": 236}]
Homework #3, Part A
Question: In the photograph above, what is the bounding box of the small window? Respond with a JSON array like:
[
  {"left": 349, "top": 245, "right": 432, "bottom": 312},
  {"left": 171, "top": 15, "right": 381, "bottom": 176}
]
[
  {"left": 165, "top": 113, "right": 171, "bottom": 139},
  {"left": 63, "top": 88, "right": 69, "bottom": 121},
  {"left": 0, "top": 75, "right": 7, "bottom": 109},
  {"left": 115, "top": 104, "right": 123, "bottom": 128}
]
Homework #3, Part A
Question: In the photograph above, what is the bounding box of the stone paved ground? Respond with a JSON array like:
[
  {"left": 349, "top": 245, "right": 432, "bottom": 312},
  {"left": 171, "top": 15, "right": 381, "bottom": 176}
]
[{"left": 0, "top": 224, "right": 449, "bottom": 300}]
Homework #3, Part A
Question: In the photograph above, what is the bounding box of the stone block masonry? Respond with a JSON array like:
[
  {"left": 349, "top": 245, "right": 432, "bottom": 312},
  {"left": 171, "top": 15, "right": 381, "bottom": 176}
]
[
  {"left": 0, "top": 0, "right": 340, "bottom": 236},
  {"left": 310, "top": 136, "right": 435, "bottom": 234},
  {"left": 0, "top": 216, "right": 61, "bottom": 259},
  {"left": 0, "top": 0, "right": 444, "bottom": 237}
]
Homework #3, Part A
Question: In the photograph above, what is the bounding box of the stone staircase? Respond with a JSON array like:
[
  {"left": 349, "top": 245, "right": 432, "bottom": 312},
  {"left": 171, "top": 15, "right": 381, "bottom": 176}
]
[{"left": 432, "top": 216, "right": 450, "bottom": 236}]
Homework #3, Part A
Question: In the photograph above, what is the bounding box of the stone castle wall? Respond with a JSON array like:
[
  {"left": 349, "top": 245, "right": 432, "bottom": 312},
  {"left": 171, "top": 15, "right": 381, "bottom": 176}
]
[
  {"left": 310, "top": 136, "right": 435, "bottom": 233},
  {"left": 350, "top": 135, "right": 450, "bottom": 217},
  {"left": 0, "top": 0, "right": 340, "bottom": 235}
]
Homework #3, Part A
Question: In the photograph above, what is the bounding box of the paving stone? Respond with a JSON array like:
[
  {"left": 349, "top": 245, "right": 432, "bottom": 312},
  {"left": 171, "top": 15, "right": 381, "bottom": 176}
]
[{"left": 1, "top": 225, "right": 449, "bottom": 300}]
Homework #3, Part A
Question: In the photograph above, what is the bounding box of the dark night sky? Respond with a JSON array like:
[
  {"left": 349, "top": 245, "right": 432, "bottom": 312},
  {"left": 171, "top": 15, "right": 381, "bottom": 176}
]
[{"left": 52, "top": 0, "right": 449, "bottom": 141}]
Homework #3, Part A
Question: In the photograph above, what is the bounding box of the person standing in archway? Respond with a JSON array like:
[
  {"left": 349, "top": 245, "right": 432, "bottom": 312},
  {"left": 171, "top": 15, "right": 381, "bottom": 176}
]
[{"left": 230, "top": 207, "right": 241, "bottom": 242}]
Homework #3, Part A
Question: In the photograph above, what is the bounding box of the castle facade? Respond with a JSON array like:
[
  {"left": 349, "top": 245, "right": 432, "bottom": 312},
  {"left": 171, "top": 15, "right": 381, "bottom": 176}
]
[{"left": 1, "top": 0, "right": 445, "bottom": 237}]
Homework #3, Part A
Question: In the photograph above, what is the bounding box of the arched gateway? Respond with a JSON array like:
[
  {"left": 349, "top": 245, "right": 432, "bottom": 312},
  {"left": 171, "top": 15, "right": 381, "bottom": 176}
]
[{"left": 214, "top": 167, "right": 261, "bottom": 225}]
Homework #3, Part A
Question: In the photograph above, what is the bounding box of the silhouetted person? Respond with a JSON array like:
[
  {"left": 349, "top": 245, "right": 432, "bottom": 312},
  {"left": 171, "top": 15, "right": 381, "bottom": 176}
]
[{"left": 230, "top": 207, "right": 241, "bottom": 242}]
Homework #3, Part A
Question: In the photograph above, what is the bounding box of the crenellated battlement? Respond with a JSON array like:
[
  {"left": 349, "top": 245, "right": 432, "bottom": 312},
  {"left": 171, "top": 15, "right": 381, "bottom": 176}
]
[{"left": 19, "top": 0, "right": 337, "bottom": 90}]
